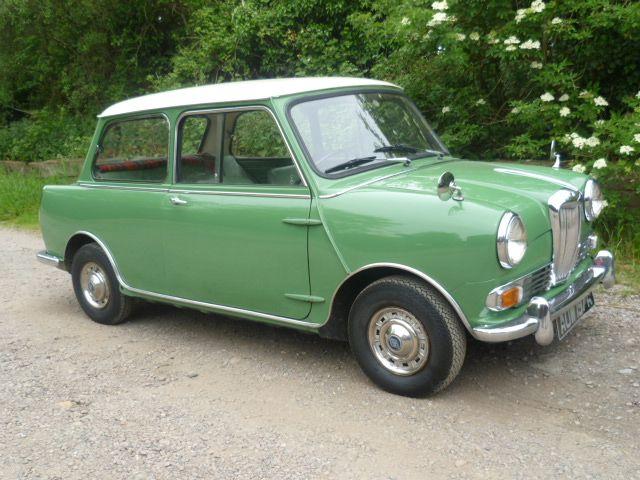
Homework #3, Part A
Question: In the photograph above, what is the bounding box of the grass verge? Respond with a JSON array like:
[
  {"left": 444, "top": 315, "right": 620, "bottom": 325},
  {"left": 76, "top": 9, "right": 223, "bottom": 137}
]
[{"left": 0, "top": 171, "right": 72, "bottom": 229}]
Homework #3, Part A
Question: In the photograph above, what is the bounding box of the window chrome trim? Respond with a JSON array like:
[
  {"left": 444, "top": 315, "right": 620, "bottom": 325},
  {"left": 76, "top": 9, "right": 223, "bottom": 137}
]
[
  {"left": 91, "top": 112, "right": 171, "bottom": 184},
  {"left": 167, "top": 188, "right": 310, "bottom": 199},
  {"left": 174, "top": 105, "right": 309, "bottom": 188},
  {"left": 68, "top": 231, "right": 319, "bottom": 329},
  {"left": 77, "top": 182, "right": 169, "bottom": 193}
]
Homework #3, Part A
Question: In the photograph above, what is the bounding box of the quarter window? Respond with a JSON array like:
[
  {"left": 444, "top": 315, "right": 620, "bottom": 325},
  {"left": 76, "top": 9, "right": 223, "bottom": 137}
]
[{"left": 94, "top": 116, "right": 168, "bottom": 182}]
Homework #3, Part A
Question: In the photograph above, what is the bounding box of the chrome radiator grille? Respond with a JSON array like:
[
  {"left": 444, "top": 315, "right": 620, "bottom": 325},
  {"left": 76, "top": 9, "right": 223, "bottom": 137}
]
[
  {"left": 523, "top": 264, "right": 552, "bottom": 300},
  {"left": 549, "top": 190, "right": 583, "bottom": 284}
]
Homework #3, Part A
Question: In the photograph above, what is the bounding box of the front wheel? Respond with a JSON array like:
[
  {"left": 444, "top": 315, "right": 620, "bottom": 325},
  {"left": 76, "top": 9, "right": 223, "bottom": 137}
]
[
  {"left": 71, "top": 243, "right": 132, "bottom": 325},
  {"left": 348, "top": 275, "right": 466, "bottom": 397}
]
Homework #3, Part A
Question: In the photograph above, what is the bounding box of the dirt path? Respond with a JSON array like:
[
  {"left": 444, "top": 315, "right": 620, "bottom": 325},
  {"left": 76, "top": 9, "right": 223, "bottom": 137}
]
[{"left": 1, "top": 227, "right": 639, "bottom": 479}]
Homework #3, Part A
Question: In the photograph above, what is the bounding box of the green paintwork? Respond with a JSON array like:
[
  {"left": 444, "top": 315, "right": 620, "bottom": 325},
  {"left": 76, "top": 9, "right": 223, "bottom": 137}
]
[{"left": 39, "top": 84, "right": 598, "bottom": 338}]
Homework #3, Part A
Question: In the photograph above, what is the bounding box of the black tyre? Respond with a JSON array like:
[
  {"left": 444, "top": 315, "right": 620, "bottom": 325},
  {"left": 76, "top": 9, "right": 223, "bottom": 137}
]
[
  {"left": 348, "top": 275, "right": 466, "bottom": 397},
  {"left": 71, "top": 243, "right": 132, "bottom": 325}
]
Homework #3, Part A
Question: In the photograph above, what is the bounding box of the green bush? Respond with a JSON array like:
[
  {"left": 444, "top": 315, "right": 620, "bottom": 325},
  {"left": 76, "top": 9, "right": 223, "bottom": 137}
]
[{"left": 0, "top": 109, "right": 92, "bottom": 162}]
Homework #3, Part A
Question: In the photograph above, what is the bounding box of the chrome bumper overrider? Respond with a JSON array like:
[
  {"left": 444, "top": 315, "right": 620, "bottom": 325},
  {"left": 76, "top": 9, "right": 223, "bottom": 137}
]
[
  {"left": 473, "top": 250, "right": 615, "bottom": 345},
  {"left": 36, "top": 251, "right": 65, "bottom": 270}
]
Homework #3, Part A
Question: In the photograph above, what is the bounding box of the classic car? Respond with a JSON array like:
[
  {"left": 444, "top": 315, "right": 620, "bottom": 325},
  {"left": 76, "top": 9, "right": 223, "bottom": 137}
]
[{"left": 37, "top": 77, "right": 615, "bottom": 396}]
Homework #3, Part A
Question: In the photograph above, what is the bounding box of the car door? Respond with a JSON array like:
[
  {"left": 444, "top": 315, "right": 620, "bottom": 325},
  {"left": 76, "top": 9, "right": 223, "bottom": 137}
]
[{"left": 162, "top": 106, "right": 313, "bottom": 320}]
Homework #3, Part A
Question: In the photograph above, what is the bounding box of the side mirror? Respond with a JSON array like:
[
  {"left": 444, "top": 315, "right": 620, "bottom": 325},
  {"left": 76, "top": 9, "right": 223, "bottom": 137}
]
[{"left": 437, "top": 171, "right": 464, "bottom": 201}]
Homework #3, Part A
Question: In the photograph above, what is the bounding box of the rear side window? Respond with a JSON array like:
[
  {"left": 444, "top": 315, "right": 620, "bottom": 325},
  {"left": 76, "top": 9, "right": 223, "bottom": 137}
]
[{"left": 94, "top": 116, "right": 168, "bottom": 182}]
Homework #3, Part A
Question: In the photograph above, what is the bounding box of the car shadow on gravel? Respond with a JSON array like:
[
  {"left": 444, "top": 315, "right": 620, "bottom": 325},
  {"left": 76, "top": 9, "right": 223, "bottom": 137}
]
[{"left": 125, "top": 300, "right": 560, "bottom": 398}]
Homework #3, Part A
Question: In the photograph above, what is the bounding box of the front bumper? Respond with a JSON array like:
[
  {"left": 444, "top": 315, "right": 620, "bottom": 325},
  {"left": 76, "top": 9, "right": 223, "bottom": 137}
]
[{"left": 473, "top": 250, "right": 615, "bottom": 345}]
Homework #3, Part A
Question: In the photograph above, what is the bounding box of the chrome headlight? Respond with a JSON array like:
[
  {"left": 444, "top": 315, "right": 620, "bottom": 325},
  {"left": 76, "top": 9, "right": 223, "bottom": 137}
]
[
  {"left": 497, "top": 212, "right": 527, "bottom": 269},
  {"left": 584, "top": 179, "right": 605, "bottom": 221}
]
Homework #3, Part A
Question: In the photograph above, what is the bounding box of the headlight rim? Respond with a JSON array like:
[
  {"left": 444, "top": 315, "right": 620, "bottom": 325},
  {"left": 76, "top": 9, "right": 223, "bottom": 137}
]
[
  {"left": 497, "top": 212, "right": 528, "bottom": 269},
  {"left": 584, "top": 178, "right": 604, "bottom": 222}
]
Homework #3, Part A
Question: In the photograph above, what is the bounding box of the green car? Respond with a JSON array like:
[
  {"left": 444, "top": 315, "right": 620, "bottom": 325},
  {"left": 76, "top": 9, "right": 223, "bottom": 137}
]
[{"left": 37, "top": 77, "right": 615, "bottom": 396}]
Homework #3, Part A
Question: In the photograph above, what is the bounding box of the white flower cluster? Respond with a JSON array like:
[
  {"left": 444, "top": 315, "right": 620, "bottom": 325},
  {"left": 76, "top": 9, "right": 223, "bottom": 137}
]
[
  {"left": 540, "top": 92, "right": 554, "bottom": 102},
  {"left": 620, "top": 145, "right": 635, "bottom": 155},
  {"left": 572, "top": 164, "right": 586, "bottom": 173},
  {"left": 442, "top": 106, "right": 451, "bottom": 114},
  {"left": 567, "top": 133, "right": 600, "bottom": 149},
  {"left": 432, "top": 1, "right": 448, "bottom": 10},
  {"left": 476, "top": 98, "right": 486, "bottom": 105},
  {"left": 594, "top": 96, "right": 609, "bottom": 107},
  {"left": 515, "top": 1, "right": 545, "bottom": 23},
  {"left": 519, "top": 39, "right": 540, "bottom": 50},
  {"left": 428, "top": 11, "right": 450, "bottom": 27},
  {"left": 559, "top": 107, "right": 571, "bottom": 117},
  {"left": 456, "top": 33, "right": 466, "bottom": 41},
  {"left": 504, "top": 36, "right": 520, "bottom": 51},
  {"left": 551, "top": 17, "right": 563, "bottom": 25},
  {"left": 593, "top": 158, "right": 607, "bottom": 170},
  {"left": 530, "top": 61, "right": 542, "bottom": 69},
  {"left": 559, "top": 94, "right": 569, "bottom": 102},
  {"left": 469, "top": 32, "right": 480, "bottom": 41},
  {"left": 530, "top": 0, "right": 546, "bottom": 13},
  {"left": 401, "top": 17, "right": 411, "bottom": 26},
  {"left": 634, "top": 133, "right": 640, "bottom": 143}
]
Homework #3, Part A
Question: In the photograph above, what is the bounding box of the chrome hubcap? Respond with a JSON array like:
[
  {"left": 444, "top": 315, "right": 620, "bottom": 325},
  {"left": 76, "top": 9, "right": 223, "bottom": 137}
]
[
  {"left": 367, "top": 307, "right": 429, "bottom": 376},
  {"left": 80, "top": 262, "right": 110, "bottom": 309}
]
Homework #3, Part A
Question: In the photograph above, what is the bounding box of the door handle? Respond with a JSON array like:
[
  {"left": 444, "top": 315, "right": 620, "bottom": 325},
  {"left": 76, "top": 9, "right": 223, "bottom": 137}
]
[{"left": 170, "top": 196, "right": 188, "bottom": 206}]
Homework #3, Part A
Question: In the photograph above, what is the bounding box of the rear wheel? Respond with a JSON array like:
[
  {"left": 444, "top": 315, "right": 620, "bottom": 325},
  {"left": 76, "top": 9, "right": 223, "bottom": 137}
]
[
  {"left": 348, "top": 275, "right": 466, "bottom": 396},
  {"left": 71, "top": 243, "right": 132, "bottom": 325}
]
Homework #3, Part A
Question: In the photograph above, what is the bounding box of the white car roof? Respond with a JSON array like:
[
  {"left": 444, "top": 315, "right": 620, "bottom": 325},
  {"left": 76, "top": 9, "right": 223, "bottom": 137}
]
[{"left": 98, "top": 77, "right": 401, "bottom": 118}]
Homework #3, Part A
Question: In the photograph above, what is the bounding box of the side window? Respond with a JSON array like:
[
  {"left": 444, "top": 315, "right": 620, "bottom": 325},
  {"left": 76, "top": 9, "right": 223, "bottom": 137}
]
[
  {"left": 94, "top": 116, "right": 168, "bottom": 182},
  {"left": 177, "top": 115, "right": 218, "bottom": 184},
  {"left": 224, "top": 110, "right": 301, "bottom": 186}
]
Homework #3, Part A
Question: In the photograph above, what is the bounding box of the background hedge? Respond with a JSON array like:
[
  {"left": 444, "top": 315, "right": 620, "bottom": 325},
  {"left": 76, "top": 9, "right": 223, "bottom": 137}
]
[{"left": 0, "top": 0, "right": 638, "bottom": 251}]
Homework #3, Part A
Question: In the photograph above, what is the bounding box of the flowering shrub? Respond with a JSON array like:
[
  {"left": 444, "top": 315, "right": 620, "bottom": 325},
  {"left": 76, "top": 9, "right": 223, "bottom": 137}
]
[{"left": 360, "top": 0, "right": 640, "bottom": 248}]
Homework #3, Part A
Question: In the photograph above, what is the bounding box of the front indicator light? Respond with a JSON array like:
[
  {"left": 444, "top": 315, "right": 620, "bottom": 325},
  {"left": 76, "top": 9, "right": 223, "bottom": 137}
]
[{"left": 486, "top": 285, "right": 523, "bottom": 311}]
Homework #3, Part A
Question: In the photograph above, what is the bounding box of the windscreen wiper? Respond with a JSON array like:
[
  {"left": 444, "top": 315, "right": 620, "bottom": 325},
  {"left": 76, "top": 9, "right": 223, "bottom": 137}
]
[
  {"left": 374, "top": 144, "right": 443, "bottom": 159},
  {"left": 325, "top": 156, "right": 378, "bottom": 174},
  {"left": 374, "top": 144, "right": 420, "bottom": 154}
]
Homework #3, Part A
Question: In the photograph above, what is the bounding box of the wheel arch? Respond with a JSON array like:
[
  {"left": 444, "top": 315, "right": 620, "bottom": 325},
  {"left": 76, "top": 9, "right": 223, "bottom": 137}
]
[
  {"left": 318, "top": 263, "right": 472, "bottom": 341},
  {"left": 64, "top": 231, "right": 123, "bottom": 285}
]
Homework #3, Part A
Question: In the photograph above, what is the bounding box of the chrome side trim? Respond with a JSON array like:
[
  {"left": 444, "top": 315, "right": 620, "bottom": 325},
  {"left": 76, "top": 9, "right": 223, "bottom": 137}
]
[
  {"left": 36, "top": 251, "right": 65, "bottom": 270},
  {"left": 174, "top": 105, "right": 309, "bottom": 188},
  {"left": 69, "top": 231, "right": 320, "bottom": 330},
  {"left": 326, "top": 262, "right": 473, "bottom": 335},
  {"left": 494, "top": 167, "right": 579, "bottom": 191},
  {"left": 167, "top": 188, "right": 310, "bottom": 199}
]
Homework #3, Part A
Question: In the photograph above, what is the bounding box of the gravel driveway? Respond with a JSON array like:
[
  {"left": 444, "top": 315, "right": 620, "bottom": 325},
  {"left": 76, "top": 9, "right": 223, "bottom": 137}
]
[{"left": 1, "top": 227, "right": 639, "bottom": 479}]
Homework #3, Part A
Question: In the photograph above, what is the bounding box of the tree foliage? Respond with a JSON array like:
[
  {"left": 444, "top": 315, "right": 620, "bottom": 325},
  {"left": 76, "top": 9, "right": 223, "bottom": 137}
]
[{"left": 0, "top": 0, "right": 638, "bottom": 242}]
